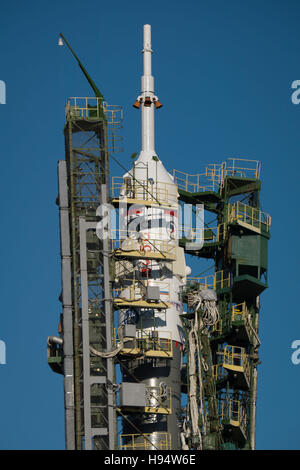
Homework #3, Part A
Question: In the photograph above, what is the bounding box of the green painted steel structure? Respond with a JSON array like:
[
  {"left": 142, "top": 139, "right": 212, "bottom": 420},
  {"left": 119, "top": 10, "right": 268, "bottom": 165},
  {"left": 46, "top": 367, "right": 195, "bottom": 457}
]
[
  {"left": 47, "top": 35, "right": 123, "bottom": 449},
  {"left": 179, "top": 159, "right": 270, "bottom": 449}
]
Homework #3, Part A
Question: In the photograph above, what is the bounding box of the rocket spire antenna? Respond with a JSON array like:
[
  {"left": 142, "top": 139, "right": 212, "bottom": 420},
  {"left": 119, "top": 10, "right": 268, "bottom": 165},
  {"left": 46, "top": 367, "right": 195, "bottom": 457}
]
[{"left": 133, "top": 24, "right": 163, "bottom": 158}]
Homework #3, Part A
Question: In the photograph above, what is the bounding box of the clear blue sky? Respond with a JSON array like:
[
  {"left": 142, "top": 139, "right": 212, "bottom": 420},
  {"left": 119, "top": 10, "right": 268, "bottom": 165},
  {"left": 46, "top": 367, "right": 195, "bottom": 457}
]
[{"left": 0, "top": 0, "right": 299, "bottom": 450}]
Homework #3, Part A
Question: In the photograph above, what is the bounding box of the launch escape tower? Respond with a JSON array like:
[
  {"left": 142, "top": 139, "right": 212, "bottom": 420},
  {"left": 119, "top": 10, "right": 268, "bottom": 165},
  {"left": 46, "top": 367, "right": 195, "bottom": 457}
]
[{"left": 48, "top": 26, "right": 270, "bottom": 450}]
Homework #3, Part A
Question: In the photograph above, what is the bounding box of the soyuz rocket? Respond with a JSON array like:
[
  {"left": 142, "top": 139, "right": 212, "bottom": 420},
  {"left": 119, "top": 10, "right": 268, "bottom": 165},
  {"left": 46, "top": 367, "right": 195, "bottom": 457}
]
[{"left": 117, "top": 24, "right": 190, "bottom": 449}]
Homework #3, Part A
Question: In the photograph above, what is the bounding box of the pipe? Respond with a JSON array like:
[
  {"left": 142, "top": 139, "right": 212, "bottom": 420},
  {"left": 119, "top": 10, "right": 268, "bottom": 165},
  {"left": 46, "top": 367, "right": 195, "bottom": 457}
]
[
  {"left": 250, "top": 296, "right": 260, "bottom": 450},
  {"left": 47, "top": 335, "right": 63, "bottom": 346}
]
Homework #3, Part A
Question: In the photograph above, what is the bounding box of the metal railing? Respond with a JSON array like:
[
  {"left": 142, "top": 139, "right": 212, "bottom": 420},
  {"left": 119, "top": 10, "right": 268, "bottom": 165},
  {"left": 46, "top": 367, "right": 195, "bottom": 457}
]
[
  {"left": 111, "top": 230, "right": 176, "bottom": 259},
  {"left": 232, "top": 302, "right": 251, "bottom": 325},
  {"left": 222, "top": 345, "right": 250, "bottom": 383},
  {"left": 222, "top": 158, "right": 261, "bottom": 181},
  {"left": 212, "top": 318, "right": 223, "bottom": 335},
  {"left": 173, "top": 168, "right": 220, "bottom": 193},
  {"left": 232, "top": 302, "right": 253, "bottom": 341},
  {"left": 212, "top": 364, "right": 227, "bottom": 382},
  {"left": 137, "top": 330, "right": 173, "bottom": 356},
  {"left": 232, "top": 302, "right": 248, "bottom": 321},
  {"left": 228, "top": 201, "right": 271, "bottom": 232},
  {"left": 115, "top": 330, "right": 173, "bottom": 357},
  {"left": 65, "top": 97, "right": 123, "bottom": 124},
  {"left": 120, "top": 432, "right": 172, "bottom": 450},
  {"left": 111, "top": 177, "right": 176, "bottom": 205},
  {"left": 113, "top": 280, "right": 170, "bottom": 303},
  {"left": 212, "top": 304, "right": 252, "bottom": 339},
  {"left": 173, "top": 158, "right": 261, "bottom": 194},
  {"left": 180, "top": 224, "right": 225, "bottom": 244},
  {"left": 188, "top": 270, "right": 231, "bottom": 290},
  {"left": 205, "top": 163, "right": 223, "bottom": 185},
  {"left": 220, "top": 399, "right": 247, "bottom": 436}
]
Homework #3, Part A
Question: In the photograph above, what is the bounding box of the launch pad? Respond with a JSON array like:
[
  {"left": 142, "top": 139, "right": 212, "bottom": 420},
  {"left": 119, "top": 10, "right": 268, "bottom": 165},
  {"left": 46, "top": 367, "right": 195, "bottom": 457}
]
[{"left": 48, "top": 25, "right": 270, "bottom": 451}]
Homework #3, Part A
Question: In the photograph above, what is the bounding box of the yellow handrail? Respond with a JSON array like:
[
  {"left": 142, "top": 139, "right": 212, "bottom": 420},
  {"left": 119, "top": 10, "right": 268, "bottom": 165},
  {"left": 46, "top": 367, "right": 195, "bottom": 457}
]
[
  {"left": 111, "top": 177, "right": 176, "bottom": 205},
  {"left": 180, "top": 224, "right": 226, "bottom": 244},
  {"left": 115, "top": 330, "right": 173, "bottom": 357},
  {"left": 220, "top": 399, "right": 247, "bottom": 435},
  {"left": 232, "top": 302, "right": 247, "bottom": 321},
  {"left": 139, "top": 330, "right": 173, "bottom": 356},
  {"left": 120, "top": 432, "right": 172, "bottom": 450},
  {"left": 65, "top": 97, "right": 123, "bottom": 124},
  {"left": 222, "top": 158, "right": 261, "bottom": 181},
  {"left": 212, "top": 363, "right": 227, "bottom": 381},
  {"left": 172, "top": 169, "right": 219, "bottom": 193},
  {"left": 114, "top": 280, "right": 170, "bottom": 303},
  {"left": 212, "top": 319, "right": 223, "bottom": 335},
  {"left": 111, "top": 230, "right": 176, "bottom": 259},
  {"left": 173, "top": 158, "right": 261, "bottom": 194},
  {"left": 222, "top": 345, "right": 250, "bottom": 383},
  {"left": 228, "top": 201, "right": 271, "bottom": 232},
  {"left": 188, "top": 270, "right": 231, "bottom": 290}
]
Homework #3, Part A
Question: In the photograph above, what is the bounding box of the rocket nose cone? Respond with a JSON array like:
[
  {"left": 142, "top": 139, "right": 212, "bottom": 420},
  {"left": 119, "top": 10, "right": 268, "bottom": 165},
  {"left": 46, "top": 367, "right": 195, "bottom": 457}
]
[
  {"left": 122, "top": 150, "right": 179, "bottom": 205},
  {"left": 133, "top": 150, "right": 175, "bottom": 186}
]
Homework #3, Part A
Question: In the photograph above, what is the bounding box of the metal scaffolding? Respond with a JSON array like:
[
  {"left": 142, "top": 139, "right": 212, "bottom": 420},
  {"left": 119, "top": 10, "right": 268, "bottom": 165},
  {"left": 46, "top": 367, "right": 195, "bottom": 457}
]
[
  {"left": 177, "top": 157, "right": 270, "bottom": 450},
  {"left": 48, "top": 97, "right": 122, "bottom": 449}
]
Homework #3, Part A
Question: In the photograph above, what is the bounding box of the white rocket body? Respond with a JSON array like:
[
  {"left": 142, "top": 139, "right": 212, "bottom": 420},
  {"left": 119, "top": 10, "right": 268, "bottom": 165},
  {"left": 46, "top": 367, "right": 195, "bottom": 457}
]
[{"left": 119, "top": 25, "right": 187, "bottom": 345}]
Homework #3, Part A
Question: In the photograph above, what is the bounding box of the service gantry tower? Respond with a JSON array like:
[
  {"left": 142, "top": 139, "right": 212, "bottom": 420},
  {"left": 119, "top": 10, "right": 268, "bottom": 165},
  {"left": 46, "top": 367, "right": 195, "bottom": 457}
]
[
  {"left": 47, "top": 33, "right": 123, "bottom": 449},
  {"left": 175, "top": 158, "right": 270, "bottom": 449}
]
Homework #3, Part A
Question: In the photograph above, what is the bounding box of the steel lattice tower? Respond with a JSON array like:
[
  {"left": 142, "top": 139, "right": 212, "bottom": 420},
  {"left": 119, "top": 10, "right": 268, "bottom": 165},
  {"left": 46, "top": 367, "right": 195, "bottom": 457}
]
[
  {"left": 177, "top": 159, "right": 270, "bottom": 449},
  {"left": 48, "top": 96, "right": 122, "bottom": 449}
]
